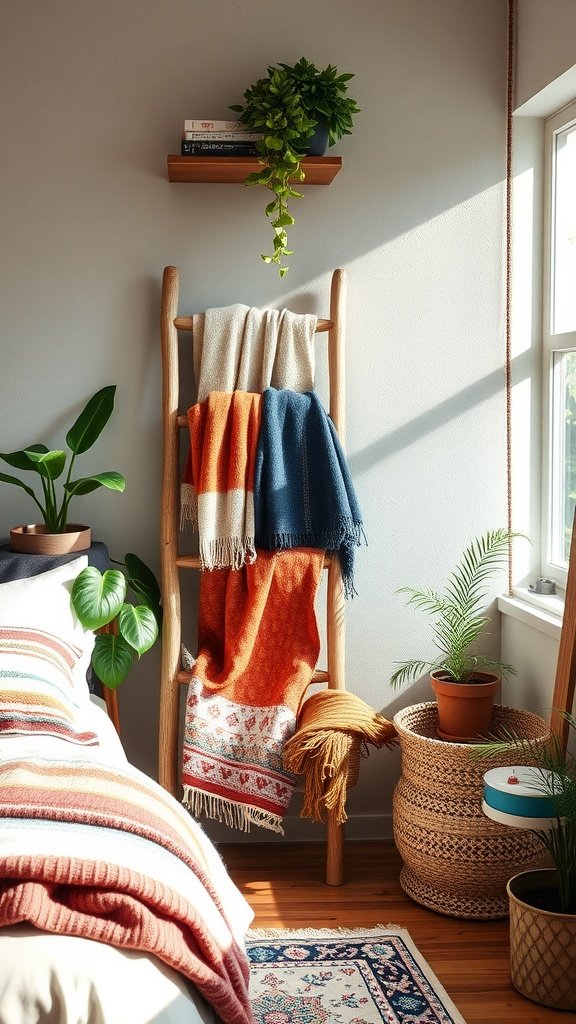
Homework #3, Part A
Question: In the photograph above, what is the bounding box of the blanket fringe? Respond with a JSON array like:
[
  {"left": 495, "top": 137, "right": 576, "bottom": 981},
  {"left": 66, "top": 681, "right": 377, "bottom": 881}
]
[
  {"left": 246, "top": 925, "right": 406, "bottom": 938},
  {"left": 260, "top": 520, "right": 365, "bottom": 556},
  {"left": 182, "top": 785, "right": 285, "bottom": 835},
  {"left": 180, "top": 483, "right": 198, "bottom": 531},
  {"left": 199, "top": 536, "right": 256, "bottom": 571}
]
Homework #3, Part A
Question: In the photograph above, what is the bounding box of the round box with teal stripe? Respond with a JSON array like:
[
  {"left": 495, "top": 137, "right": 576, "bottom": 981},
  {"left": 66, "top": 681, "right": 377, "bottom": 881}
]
[{"left": 482, "top": 766, "right": 559, "bottom": 829}]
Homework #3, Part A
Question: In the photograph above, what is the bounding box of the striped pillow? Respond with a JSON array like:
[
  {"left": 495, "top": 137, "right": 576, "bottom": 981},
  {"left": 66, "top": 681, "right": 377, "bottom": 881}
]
[{"left": 0, "top": 627, "right": 98, "bottom": 746}]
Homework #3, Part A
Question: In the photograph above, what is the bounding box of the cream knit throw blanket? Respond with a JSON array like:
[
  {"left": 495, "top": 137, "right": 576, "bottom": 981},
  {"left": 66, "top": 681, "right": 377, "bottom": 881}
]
[
  {"left": 182, "top": 302, "right": 317, "bottom": 533},
  {"left": 192, "top": 304, "right": 317, "bottom": 403}
]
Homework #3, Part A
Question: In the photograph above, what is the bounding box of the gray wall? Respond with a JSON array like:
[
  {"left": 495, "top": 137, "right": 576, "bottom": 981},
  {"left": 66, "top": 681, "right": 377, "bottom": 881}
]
[
  {"left": 0, "top": 0, "right": 510, "bottom": 841},
  {"left": 516, "top": 0, "right": 576, "bottom": 109}
]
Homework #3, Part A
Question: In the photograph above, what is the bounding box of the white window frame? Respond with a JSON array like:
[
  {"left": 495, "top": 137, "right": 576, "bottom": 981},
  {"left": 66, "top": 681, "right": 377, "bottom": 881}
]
[{"left": 541, "top": 98, "right": 576, "bottom": 590}]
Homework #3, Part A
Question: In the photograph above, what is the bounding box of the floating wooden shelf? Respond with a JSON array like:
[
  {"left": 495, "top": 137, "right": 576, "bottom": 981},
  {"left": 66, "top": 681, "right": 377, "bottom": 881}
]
[{"left": 167, "top": 154, "right": 342, "bottom": 185}]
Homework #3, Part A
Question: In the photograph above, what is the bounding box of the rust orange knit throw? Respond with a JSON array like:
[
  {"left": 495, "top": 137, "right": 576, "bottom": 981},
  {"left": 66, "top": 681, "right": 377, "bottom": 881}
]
[
  {"left": 283, "top": 690, "right": 397, "bottom": 825},
  {"left": 182, "top": 548, "right": 325, "bottom": 833}
]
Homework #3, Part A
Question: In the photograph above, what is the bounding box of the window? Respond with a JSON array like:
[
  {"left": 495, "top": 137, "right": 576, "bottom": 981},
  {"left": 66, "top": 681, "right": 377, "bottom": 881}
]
[{"left": 542, "top": 100, "right": 576, "bottom": 587}]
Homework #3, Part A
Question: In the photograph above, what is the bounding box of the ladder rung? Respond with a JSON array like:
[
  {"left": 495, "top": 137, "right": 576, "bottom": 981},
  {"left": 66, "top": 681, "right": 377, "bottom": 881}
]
[
  {"left": 176, "top": 666, "right": 330, "bottom": 686},
  {"left": 174, "top": 316, "right": 333, "bottom": 333},
  {"left": 175, "top": 553, "right": 334, "bottom": 570}
]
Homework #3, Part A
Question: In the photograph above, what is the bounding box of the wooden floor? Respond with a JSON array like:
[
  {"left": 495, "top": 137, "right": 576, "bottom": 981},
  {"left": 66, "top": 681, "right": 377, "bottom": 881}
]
[{"left": 221, "top": 840, "right": 572, "bottom": 1024}]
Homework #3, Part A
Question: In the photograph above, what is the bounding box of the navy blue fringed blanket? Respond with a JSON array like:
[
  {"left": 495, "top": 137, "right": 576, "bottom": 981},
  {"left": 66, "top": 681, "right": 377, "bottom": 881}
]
[{"left": 254, "top": 388, "right": 365, "bottom": 598}]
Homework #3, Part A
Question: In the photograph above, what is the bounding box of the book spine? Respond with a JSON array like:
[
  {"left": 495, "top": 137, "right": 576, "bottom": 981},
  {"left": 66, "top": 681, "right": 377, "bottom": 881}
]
[
  {"left": 183, "top": 130, "right": 262, "bottom": 141},
  {"left": 181, "top": 140, "right": 259, "bottom": 156},
  {"left": 183, "top": 119, "right": 244, "bottom": 132}
]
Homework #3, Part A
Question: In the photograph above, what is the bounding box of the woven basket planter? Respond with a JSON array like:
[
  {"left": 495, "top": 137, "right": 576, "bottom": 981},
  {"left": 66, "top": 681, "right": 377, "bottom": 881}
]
[
  {"left": 392, "top": 702, "right": 551, "bottom": 919},
  {"left": 508, "top": 870, "right": 576, "bottom": 1011}
]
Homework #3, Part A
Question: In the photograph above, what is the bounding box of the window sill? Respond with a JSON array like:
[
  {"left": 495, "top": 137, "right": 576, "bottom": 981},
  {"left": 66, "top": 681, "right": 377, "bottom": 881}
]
[{"left": 498, "top": 589, "right": 563, "bottom": 641}]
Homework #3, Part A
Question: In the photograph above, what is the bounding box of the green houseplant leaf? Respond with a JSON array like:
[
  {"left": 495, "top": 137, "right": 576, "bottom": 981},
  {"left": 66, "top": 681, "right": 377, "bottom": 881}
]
[
  {"left": 231, "top": 58, "right": 359, "bottom": 275},
  {"left": 70, "top": 555, "right": 162, "bottom": 690},
  {"left": 71, "top": 567, "right": 126, "bottom": 631},
  {"left": 390, "top": 529, "right": 526, "bottom": 688},
  {"left": 66, "top": 384, "right": 117, "bottom": 454},
  {"left": 0, "top": 385, "right": 125, "bottom": 533},
  {"left": 118, "top": 603, "right": 158, "bottom": 655},
  {"left": 92, "top": 633, "right": 134, "bottom": 690},
  {"left": 473, "top": 711, "right": 576, "bottom": 914},
  {"left": 124, "top": 551, "right": 163, "bottom": 626}
]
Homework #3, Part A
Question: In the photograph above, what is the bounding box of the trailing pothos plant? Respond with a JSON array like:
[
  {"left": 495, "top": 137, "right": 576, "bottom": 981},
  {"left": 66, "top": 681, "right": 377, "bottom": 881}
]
[
  {"left": 0, "top": 385, "right": 125, "bottom": 532},
  {"left": 230, "top": 58, "right": 360, "bottom": 276},
  {"left": 71, "top": 553, "right": 162, "bottom": 689}
]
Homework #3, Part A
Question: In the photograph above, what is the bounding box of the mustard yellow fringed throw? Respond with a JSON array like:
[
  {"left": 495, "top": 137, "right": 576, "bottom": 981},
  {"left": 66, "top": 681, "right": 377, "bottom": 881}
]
[{"left": 283, "top": 690, "right": 397, "bottom": 825}]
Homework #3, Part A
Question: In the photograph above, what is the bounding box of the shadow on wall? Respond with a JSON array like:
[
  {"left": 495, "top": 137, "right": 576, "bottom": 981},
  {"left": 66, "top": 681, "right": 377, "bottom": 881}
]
[{"left": 348, "top": 347, "right": 533, "bottom": 477}]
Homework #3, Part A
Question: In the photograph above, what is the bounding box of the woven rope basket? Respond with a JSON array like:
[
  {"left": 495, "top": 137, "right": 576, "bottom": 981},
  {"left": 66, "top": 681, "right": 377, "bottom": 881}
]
[
  {"left": 508, "top": 870, "right": 576, "bottom": 1010},
  {"left": 392, "top": 702, "right": 551, "bottom": 919}
]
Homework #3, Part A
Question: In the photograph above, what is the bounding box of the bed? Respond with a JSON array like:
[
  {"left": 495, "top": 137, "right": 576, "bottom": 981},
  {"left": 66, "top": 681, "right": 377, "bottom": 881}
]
[{"left": 0, "top": 557, "right": 254, "bottom": 1024}]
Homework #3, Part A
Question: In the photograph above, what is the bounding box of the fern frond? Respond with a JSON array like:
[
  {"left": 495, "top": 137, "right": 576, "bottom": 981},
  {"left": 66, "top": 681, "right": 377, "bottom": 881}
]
[
  {"left": 390, "top": 659, "right": 434, "bottom": 689},
  {"left": 394, "top": 529, "right": 526, "bottom": 685}
]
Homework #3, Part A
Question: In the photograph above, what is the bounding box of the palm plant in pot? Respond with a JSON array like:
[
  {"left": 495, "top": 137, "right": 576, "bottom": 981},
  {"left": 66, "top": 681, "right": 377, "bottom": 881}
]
[
  {"left": 390, "top": 529, "right": 522, "bottom": 741},
  {"left": 230, "top": 57, "right": 360, "bottom": 276},
  {"left": 474, "top": 713, "right": 576, "bottom": 1010},
  {"left": 0, "top": 385, "right": 125, "bottom": 555}
]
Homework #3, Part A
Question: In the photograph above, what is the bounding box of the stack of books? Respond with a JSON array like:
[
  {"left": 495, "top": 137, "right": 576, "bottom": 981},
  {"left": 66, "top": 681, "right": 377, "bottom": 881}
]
[{"left": 181, "top": 119, "right": 262, "bottom": 157}]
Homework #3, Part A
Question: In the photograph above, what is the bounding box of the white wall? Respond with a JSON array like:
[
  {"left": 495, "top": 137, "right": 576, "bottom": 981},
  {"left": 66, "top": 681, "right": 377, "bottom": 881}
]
[
  {"left": 515, "top": 0, "right": 576, "bottom": 111},
  {"left": 0, "top": 0, "right": 510, "bottom": 842}
]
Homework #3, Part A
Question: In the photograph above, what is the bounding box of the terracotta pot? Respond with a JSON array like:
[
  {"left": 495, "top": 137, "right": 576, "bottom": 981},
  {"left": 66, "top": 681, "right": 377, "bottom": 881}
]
[
  {"left": 9, "top": 523, "right": 91, "bottom": 555},
  {"left": 508, "top": 869, "right": 576, "bottom": 1010},
  {"left": 430, "top": 670, "right": 499, "bottom": 742}
]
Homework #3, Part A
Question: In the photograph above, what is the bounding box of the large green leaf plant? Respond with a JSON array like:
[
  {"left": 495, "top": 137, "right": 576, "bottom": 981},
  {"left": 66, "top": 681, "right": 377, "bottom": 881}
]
[
  {"left": 71, "top": 553, "right": 163, "bottom": 689},
  {"left": 0, "top": 385, "right": 125, "bottom": 532}
]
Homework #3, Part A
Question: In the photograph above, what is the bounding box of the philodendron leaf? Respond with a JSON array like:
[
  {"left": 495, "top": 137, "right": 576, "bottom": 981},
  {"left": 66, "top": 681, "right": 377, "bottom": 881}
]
[
  {"left": 22, "top": 448, "right": 66, "bottom": 480},
  {"left": 71, "top": 567, "right": 126, "bottom": 630},
  {"left": 66, "top": 385, "right": 117, "bottom": 455},
  {"left": 64, "top": 471, "right": 126, "bottom": 496},
  {"left": 0, "top": 445, "right": 49, "bottom": 471},
  {"left": 124, "top": 552, "right": 162, "bottom": 624},
  {"left": 92, "top": 633, "right": 133, "bottom": 689},
  {"left": 118, "top": 603, "right": 158, "bottom": 655}
]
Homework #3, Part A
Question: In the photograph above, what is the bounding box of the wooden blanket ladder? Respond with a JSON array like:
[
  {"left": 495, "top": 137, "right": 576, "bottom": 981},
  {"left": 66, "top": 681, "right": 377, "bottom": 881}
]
[{"left": 158, "top": 265, "right": 350, "bottom": 885}]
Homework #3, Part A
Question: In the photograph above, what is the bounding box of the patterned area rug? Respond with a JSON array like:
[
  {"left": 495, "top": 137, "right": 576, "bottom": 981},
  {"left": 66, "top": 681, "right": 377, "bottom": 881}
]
[{"left": 245, "top": 927, "right": 466, "bottom": 1024}]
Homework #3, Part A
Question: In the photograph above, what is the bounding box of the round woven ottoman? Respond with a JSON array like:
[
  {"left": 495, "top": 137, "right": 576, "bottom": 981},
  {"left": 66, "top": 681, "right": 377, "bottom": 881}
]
[{"left": 392, "top": 702, "right": 551, "bottom": 919}]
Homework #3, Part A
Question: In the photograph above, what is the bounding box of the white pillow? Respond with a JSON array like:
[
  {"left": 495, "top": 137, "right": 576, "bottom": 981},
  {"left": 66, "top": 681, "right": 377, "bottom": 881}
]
[{"left": 0, "top": 558, "right": 94, "bottom": 702}]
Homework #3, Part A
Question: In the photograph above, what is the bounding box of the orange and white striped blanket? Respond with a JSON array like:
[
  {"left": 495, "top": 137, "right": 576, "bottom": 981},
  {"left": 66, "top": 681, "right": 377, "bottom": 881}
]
[
  {"left": 0, "top": 628, "right": 254, "bottom": 1024},
  {"left": 181, "top": 391, "right": 262, "bottom": 570}
]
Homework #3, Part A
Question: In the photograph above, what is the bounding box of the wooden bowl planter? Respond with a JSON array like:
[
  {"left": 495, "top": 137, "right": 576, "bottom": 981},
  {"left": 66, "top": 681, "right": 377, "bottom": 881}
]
[
  {"left": 392, "top": 702, "right": 551, "bottom": 919},
  {"left": 508, "top": 869, "right": 576, "bottom": 1011},
  {"left": 9, "top": 524, "right": 91, "bottom": 555}
]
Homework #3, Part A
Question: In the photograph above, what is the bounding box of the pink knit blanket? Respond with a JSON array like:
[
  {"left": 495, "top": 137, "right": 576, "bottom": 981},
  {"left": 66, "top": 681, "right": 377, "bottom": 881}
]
[{"left": 0, "top": 748, "right": 254, "bottom": 1024}]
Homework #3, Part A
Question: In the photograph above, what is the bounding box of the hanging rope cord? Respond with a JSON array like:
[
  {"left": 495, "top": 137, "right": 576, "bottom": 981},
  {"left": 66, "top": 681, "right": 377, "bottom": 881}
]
[{"left": 505, "top": 0, "right": 515, "bottom": 593}]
